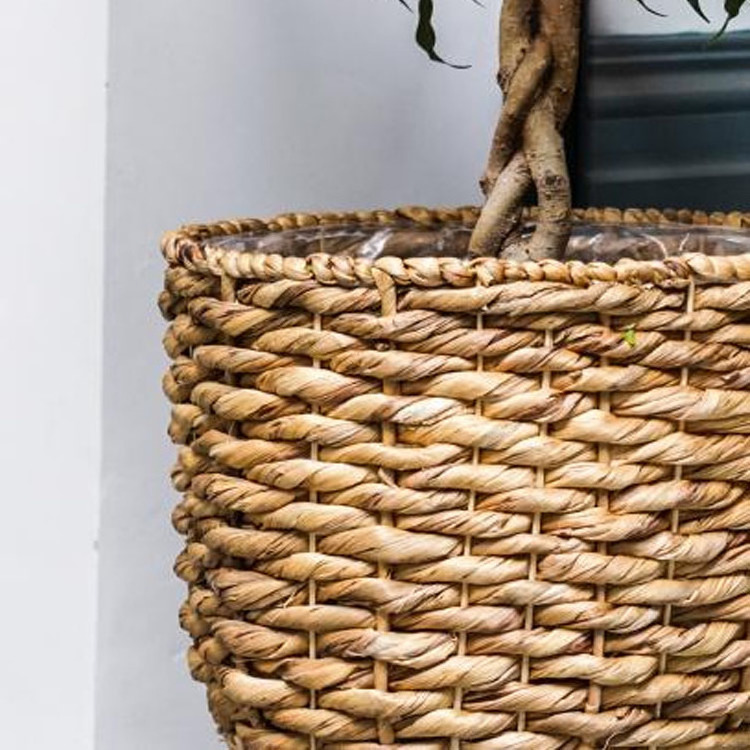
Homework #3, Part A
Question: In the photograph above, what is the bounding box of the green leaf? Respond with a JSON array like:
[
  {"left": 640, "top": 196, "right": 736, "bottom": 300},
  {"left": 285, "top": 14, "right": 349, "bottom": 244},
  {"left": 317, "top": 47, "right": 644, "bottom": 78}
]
[
  {"left": 633, "top": 0, "right": 666, "bottom": 17},
  {"left": 721, "top": 0, "right": 749, "bottom": 31},
  {"left": 395, "top": 0, "right": 413, "bottom": 10},
  {"left": 622, "top": 326, "right": 638, "bottom": 348},
  {"left": 726, "top": 0, "right": 748, "bottom": 16},
  {"left": 685, "top": 0, "right": 710, "bottom": 22},
  {"left": 415, "top": 0, "right": 470, "bottom": 68}
]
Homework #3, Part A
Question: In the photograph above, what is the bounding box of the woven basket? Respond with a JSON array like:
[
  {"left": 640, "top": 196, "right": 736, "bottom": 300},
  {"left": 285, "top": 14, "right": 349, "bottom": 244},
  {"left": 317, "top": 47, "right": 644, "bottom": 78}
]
[{"left": 161, "top": 205, "right": 750, "bottom": 750}]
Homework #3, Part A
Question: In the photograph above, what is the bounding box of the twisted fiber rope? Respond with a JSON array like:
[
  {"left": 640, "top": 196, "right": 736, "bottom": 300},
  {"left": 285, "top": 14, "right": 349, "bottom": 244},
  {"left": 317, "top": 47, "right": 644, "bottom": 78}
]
[
  {"left": 163, "top": 207, "right": 750, "bottom": 749},
  {"left": 161, "top": 205, "right": 750, "bottom": 289}
]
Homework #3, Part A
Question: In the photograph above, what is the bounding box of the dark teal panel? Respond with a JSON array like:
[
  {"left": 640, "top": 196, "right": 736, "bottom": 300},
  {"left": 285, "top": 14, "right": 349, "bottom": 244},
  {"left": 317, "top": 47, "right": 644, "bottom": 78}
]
[{"left": 575, "top": 31, "right": 750, "bottom": 212}]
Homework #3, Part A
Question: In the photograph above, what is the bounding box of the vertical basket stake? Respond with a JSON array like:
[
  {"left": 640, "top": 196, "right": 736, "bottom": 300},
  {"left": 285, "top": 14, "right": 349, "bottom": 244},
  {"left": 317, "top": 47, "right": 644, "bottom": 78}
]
[{"left": 372, "top": 267, "right": 398, "bottom": 745}]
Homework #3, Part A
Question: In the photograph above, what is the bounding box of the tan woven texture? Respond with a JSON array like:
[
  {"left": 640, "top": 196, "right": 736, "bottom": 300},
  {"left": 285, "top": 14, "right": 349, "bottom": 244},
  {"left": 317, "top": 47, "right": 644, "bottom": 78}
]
[{"left": 161, "top": 206, "right": 750, "bottom": 749}]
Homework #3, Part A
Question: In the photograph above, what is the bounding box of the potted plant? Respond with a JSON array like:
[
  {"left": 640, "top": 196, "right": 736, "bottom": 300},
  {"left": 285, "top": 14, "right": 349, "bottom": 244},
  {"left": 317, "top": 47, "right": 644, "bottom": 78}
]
[{"left": 161, "top": 2, "right": 750, "bottom": 747}]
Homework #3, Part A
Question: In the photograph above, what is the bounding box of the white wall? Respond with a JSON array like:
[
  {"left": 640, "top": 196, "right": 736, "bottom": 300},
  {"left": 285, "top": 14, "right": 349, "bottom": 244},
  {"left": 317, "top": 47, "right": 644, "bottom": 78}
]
[{"left": 0, "top": 3, "right": 106, "bottom": 749}]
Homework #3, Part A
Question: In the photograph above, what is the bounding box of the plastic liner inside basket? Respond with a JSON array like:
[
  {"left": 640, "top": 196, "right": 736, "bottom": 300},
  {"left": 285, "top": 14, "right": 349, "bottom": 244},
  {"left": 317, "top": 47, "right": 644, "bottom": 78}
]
[{"left": 209, "top": 221, "right": 750, "bottom": 262}]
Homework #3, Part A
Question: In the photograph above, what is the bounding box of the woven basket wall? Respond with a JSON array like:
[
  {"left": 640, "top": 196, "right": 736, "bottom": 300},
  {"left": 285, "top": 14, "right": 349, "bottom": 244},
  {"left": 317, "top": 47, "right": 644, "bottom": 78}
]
[{"left": 161, "top": 206, "right": 750, "bottom": 750}]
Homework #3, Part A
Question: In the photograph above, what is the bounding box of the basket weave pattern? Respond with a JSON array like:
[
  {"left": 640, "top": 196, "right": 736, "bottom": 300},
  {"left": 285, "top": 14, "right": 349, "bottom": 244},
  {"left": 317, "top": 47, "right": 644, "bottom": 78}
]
[{"left": 161, "top": 207, "right": 750, "bottom": 749}]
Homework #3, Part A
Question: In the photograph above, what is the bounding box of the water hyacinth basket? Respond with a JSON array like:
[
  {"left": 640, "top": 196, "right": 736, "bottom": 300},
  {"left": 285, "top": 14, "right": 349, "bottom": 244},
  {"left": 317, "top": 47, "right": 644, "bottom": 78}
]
[{"left": 160, "top": 205, "right": 750, "bottom": 750}]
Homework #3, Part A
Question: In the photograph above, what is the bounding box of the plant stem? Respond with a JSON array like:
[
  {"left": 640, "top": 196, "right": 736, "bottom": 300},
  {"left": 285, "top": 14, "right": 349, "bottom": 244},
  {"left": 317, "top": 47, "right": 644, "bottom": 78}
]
[{"left": 470, "top": 0, "right": 581, "bottom": 259}]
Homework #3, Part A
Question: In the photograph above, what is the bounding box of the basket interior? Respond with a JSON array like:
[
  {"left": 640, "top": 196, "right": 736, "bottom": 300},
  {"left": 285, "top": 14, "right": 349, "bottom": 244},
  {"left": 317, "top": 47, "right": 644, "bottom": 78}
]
[{"left": 209, "top": 220, "right": 750, "bottom": 263}]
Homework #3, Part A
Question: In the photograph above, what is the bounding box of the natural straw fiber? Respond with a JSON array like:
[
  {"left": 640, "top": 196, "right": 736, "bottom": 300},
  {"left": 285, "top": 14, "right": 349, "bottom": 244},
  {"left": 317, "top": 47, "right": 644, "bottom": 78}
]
[{"left": 161, "top": 206, "right": 750, "bottom": 749}]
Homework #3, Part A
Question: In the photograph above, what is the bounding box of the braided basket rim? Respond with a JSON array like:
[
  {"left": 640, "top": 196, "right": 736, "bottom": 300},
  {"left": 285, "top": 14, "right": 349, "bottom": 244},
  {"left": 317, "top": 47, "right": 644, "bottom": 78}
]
[{"left": 161, "top": 205, "right": 750, "bottom": 288}]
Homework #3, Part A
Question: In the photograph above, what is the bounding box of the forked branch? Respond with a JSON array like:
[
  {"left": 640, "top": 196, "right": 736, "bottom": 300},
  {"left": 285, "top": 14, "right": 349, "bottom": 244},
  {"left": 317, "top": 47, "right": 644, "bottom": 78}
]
[{"left": 470, "top": 0, "right": 581, "bottom": 259}]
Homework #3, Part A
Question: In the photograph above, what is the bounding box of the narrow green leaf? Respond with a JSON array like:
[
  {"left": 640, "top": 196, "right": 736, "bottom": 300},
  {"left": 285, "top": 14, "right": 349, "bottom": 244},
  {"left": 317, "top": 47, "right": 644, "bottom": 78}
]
[
  {"left": 685, "top": 0, "right": 710, "bottom": 22},
  {"left": 725, "top": 0, "right": 747, "bottom": 17},
  {"left": 395, "top": 0, "right": 413, "bottom": 10},
  {"left": 622, "top": 326, "right": 638, "bottom": 348},
  {"left": 713, "top": 0, "right": 747, "bottom": 37},
  {"left": 416, "top": 0, "right": 470, "bottom": 68},
  {"left": 724, "top": 0, "right": 748, "bottom": 25},
  {"left": 633, "top": 0, "right": 666, "bottom": 17}
]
